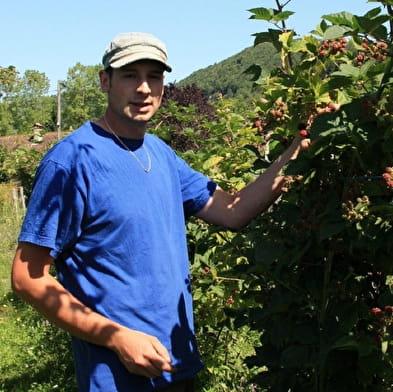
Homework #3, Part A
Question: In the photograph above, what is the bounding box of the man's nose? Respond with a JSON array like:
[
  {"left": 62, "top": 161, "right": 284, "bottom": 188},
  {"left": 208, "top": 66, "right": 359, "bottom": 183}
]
[{"left": 136, "top": 79, "right": 151, "bottom": 94}]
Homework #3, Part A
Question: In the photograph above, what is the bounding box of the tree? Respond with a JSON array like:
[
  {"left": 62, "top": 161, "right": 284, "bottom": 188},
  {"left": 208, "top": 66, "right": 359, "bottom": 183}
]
[
  {"left": 10, "top": 70, "right": 53, "bottom": 133},
  {"left": 0, "top": 66, "right": 54, "bottom": 135},
  {"left": 61, "top": 63, "right": 106, "bottom": 131}
]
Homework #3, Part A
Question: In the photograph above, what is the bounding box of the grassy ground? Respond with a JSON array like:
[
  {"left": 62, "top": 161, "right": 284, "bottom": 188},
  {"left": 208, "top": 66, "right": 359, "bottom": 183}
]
[{"left": 0, "top": 184, "right": 77, "bottom": 392}]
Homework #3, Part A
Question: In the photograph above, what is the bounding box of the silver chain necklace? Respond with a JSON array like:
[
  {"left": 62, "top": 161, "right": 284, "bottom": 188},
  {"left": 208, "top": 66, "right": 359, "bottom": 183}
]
[{"left": 103, "top": 116, "right": 152, "bottom": 173}]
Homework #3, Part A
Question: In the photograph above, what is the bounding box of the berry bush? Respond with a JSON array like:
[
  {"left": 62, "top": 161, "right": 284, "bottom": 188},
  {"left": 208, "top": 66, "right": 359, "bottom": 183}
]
[{"left": 233, "top": 1, "right": 393, "bottom": 391}]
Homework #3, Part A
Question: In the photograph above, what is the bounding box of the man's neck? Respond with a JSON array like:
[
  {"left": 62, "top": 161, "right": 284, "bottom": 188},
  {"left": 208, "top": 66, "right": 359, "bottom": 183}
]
[{"left": 99, "top": 114, "right": 147, "bottom": 140}]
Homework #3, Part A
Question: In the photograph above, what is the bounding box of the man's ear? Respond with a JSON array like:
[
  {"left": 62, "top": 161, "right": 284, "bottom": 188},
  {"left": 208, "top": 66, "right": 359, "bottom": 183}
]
[{"left": 99, "top": 70, "right": 110, "bottom": 92}]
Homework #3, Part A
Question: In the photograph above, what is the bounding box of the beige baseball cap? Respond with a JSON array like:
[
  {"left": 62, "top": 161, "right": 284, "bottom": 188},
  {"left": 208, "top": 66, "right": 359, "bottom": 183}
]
[{"left": 102, "top": 32, "right": 172, "bottom": 72}]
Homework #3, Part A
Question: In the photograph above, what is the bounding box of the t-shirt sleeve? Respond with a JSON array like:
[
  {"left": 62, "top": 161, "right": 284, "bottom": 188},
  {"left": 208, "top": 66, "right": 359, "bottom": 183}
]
[
  {"left": 174, "top": 153, "right": 217, "bottom": 218},
  {"left": 18, "top": 159, "right": 85, "bottom": 259}
]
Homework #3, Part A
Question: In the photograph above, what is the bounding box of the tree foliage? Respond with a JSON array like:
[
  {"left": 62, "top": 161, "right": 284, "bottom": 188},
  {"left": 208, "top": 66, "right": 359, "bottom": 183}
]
[
  {"left": 0, "top": 66, "right": 54, "bottom": 135},
  {"left": 153, "top": 83, "right": 217, "bottom": 152},
  {"left": 61, "top": 63, "right": 107, "bottom": 131}
]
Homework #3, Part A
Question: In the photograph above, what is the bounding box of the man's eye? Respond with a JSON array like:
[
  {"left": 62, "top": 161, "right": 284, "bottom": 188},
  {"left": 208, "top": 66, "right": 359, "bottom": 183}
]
[{"left": 149, "top": 74, "right": 163, "bottom": 80}]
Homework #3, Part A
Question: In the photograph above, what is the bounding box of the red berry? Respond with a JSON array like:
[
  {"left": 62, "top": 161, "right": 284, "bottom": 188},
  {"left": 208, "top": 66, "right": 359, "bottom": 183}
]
[
  {"left": 328, "top": 102, "right": 340, "bottom": 111},
  {"left": 299, "top": 129, "right": 309, "bottom": 138},
  {"left": 201, "top": 266, "right": 210, "bottom": 275},
  {"left": 319, "top": 50, "right": 327, "bottom": 57},
  {"left": 384, "top": 305, "right": 393, "bottom": 315},
  {"left": 371, "top": 307, "right": 383, "bottom": 317}
]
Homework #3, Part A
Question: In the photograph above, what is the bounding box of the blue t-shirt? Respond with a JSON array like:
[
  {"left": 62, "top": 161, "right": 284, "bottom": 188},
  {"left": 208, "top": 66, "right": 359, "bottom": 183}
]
[{"left": 19, "top": 121, "right": 217, "bottom": 391}]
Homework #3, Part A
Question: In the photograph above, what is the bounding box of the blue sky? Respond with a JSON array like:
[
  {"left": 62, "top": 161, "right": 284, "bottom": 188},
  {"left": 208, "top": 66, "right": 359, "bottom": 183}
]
[{"left": 1, "top": 0, "right": 376, "bottom": 92}]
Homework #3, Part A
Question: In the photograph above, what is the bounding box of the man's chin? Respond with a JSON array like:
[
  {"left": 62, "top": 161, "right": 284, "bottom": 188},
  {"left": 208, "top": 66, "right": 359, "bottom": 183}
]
[{"left": 129, "top": 117, "right": 149, "bottom": 126}]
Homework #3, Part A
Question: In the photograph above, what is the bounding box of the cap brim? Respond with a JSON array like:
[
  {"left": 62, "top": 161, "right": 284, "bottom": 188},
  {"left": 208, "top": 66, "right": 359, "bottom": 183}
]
[{"left": 109, "top": 54, "right": 172, "bottom": 72}]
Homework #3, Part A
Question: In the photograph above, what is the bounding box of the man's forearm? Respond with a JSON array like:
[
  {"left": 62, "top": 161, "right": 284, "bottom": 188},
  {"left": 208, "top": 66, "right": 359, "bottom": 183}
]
[
  {"left": 196, "top": 136, "right": 308, "bottom": 230},
  {"left": 11, "top": 242, "right": 175, "bottom": 378},
  {"left": 11, "top": 248, "right": 122, "bottom": 348}
]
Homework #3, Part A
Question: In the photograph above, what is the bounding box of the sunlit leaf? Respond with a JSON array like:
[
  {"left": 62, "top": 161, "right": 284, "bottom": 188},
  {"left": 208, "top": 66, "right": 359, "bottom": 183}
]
[
  {"left": 272, "top": 11, "right": 295, "bottom": 23},
  {"left": 323, "top": 25, "right": 352, "bottom": 40},
  {"left": 248, "top": 7, "right": 275, "bottom": 21},
  {"left": 322, "top": 12, "right": 358, "bottom": 28}
]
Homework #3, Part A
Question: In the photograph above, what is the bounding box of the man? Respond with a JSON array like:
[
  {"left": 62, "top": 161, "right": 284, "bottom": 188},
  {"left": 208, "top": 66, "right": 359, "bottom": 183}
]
[{"left": 11, "top": 32, "right": 309, "bottom": 391}]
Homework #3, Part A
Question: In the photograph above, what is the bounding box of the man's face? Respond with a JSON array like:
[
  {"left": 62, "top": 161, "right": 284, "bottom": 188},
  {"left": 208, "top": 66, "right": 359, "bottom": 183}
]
[{"left": 100, "top": 60, "right": 165, "bottom": 125}]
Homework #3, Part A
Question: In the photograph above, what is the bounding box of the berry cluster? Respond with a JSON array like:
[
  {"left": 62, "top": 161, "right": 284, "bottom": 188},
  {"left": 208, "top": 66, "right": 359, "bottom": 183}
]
[
  {"left": 269, "top": 100, "right": 286, "bottom": 121},
  {"left": 281, "top": 175, "right": 303, "bottom": 193},
  {"left": 371, "top": 305, "right": 393, "bottom": 343},
  {"left": 355, "top": 39, "right": 388, "bottom": 66},
  {"left": 371, "top": 305, "right": 393, "bottom": 317},
  {"left": 296, "top": 102, "right": 341, "bottom": 138},
  {"left": 253, "top": 100, "right": 286, "bottom": 135},
  {"left": 382, "top": 167, "right": 393, "bottom": 188},
  {"left": 341, "top": 196, "right": 370, "bottom": 222},
  {"left": 318, "top": 37, "right": 348, "bottom": 58}
]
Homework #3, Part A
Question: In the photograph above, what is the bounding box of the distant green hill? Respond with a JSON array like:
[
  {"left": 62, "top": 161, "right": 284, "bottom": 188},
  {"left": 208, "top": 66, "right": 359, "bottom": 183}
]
[{"left": 176, "top": 42, "right": 280, "bottom": 98}]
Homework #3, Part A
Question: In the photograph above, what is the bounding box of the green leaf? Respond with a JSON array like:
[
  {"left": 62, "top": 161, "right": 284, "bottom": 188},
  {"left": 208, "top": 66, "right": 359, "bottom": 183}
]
[
  {"left": 288, "top": 38, "right": 309, "bottom": 53},
  {"left": 322, "top": 12, "right": 358, "bottom": 28},
  {"left": 248, "top": 7, "right": 294, "bottom": 23},
  {"left": 323, "top": 25, "right": 352, "bottom": 40},
  {"left": 210, "top": 285, "right": 224, "bottom": 297},
  {"left": 279, "top": 31, "right": 294, "bottom": 48},
  {"left": 355, "top": 15, "right": 389, "bottom": 37},
  {"left": 202, "top": 155, "right": 223, "bottom": 170},
  {"left": 325, "top": 75, "right": 354, "bottom": 91},
  {"left": 248, "top": 7, "right": 275, "bottom": 21},
  {"left": 253, "top": 29, "right": 282, "bottom": 51},
  {"left": 317, "top": 19, "right": 329, "bottom": 34},
  {"left": 272, "top": 11, "right": 295, "bottom": 23},
  {"left": 364, "top": 7, "right": 384, "bottom": 19},
  {"left": 332, "top": 336, "right": 359, "bottom": 351},
  {"left": 386, "top": 275, "right": 393, "bottom": 291},
  {"left": 309, "top": 110, "right": 346, "bottom": 139},
  {"left": 244, "top": 64, "right": 262, "bottom": 82},
  {"left": 332, "top": 63, "right": 361, "bottom": 79}
]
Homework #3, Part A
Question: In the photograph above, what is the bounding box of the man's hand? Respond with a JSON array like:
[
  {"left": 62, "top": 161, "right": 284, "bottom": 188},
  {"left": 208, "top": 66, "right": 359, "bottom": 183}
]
[
  {"left": 110, "top": 328, "right": 177, "bottom": 378},
  {"left": 288, "top": 135, "right": 311, "bottom": 161}
]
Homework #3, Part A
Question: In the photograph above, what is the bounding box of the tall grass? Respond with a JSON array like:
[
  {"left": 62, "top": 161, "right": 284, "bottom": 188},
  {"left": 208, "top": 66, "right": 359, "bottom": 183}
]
[{"left": 0, "top": 184, "right": 21, "bottom": 296}]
